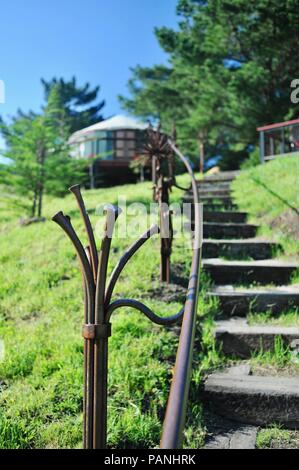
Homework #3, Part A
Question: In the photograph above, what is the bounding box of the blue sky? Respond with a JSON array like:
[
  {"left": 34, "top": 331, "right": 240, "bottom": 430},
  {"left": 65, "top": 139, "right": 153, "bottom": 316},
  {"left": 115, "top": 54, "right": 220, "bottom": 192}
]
[{"left": 0, "top": 0, "right": 178, "bottom": 151}]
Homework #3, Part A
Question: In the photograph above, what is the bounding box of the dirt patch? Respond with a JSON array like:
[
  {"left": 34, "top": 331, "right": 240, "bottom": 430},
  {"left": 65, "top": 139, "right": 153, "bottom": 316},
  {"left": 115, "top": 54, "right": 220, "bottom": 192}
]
[
  {"left": 148, "top": 263, "right": 189, "bottom": 303},
  {"left": 170, "top": 263, "right": 189, "bottom": 288},
  {"left": 251, "top": 363, "right": 299, "bottom": 377},
  {"left": 270, "top": 208, "right": 299, "bottom": 241},
  {"left": 147, "top": 282, "right": 187, "bottom": 304}
]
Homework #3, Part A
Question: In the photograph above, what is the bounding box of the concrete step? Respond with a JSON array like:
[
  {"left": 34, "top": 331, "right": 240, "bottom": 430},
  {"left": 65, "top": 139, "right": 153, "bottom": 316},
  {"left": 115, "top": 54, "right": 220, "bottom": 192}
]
[
  {"left": 202, "top": 203, "right": 238, "bottom": 212},
  {"left": 197, "top": 171, "right": 240, "bottom": 183},
  {"left": 185, "top": 194, "right": 233, "bottom": 203},
  {"left": 198, "top": 189, "right": 231, "bottom": 198},
  {"left": 202, "top": 239, "right": 277, "bottom": 260},
  {"left": 198, "top": 181, "right": 231, "bottom": 191},
  {"left": 203, "top": 365, "right": 299, "bottom": 428},
  {"left": 203, "top": 223, "right": 258, "bottom": 239},
  {"left": 186, "top": 205, "right": 238, "bottom": 218},
  {"left": 202, "top": 259, "right": 299, "bottom": 285},
  {"left": 204, "top": 412, "right": 257, "bottom": 449},
  {"left": 209, "top": 285, "right": 299, "bottom": 316},
  {"left": 214, "top": 318, "right": 299, "bottom": 358},
  {"left": 203, "top": 211, "right": 247, "bottom": 224}
]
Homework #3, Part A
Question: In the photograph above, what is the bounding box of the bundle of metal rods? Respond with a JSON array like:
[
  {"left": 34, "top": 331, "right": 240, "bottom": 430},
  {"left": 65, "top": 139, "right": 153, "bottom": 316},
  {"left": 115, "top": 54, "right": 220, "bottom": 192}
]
[
  {"left": 144, "top": 124, "right": 176, "bottom": 283},
  {"left": 52, "top": 185, "right": 185, "bottom": 449}
]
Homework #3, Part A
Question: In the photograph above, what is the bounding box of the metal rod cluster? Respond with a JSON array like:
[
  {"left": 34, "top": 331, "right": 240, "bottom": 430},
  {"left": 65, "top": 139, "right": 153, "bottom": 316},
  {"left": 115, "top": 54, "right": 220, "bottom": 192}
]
[
  {"left": 144, "top": 124, "right": 177, "bottom": 283},
  {"left": 52, "top": 184, "right": 185, "bottom": 449}
]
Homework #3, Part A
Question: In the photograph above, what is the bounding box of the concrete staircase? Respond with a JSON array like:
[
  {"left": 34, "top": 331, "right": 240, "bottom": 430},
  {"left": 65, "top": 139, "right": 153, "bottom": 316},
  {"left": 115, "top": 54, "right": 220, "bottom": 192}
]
[
  {"left": 209, "top": 285, "right": 299, "bottom": 316},
  {"left": 203, "top": 239, "right": 277, "bottom": 260},
  {"left": 189, "top": 171, "right": 299, "bottom": 448},
  {"left": 204, "top": 365, "right": 299, "bottom": 428}
]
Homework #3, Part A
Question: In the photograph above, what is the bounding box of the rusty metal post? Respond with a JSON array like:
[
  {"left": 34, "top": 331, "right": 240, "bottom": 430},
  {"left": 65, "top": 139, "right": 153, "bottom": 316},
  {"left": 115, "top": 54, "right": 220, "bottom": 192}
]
[
  {"left": 92, "top": 207, "right": 118, "bottom": 449},
  {"left": 53, "top": 187, "right": 185, "bottom": 449},
  {"left": 69, "top": 185, "right": 97, "bottom": 448},
  {"left": 160, "top": 140, "right": 203, "bottom": 449},
  {"left": 160, "top": 177, "right": 172, "bottom": 284},
  {"left": 145, "top": 124, "right": 174, "bottom": 283}
]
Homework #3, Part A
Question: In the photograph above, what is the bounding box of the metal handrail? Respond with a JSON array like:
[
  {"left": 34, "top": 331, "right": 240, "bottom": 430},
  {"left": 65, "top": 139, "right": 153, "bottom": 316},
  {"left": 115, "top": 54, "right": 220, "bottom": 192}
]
[
  {"left": 160, "top": 140, "right": 203, "bottom": 449},
  {"left": 53, "top": 182, "right": 187, "bottom": 449},
  {"left": 52, "top": 139, "right": 202, "bottom": 450}
]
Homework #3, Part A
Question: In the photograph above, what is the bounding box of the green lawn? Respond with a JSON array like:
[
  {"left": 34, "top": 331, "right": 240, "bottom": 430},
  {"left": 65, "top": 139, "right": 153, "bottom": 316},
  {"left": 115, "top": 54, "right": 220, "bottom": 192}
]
[
  {"left": 232, "top": 155, "right": 299, "bottom": 258},
  {"left": 2, "top": 157, "right": 298, "bottom": 449},
  {"left": 0, "top": 173, "right": 213, "bottom": 449}
]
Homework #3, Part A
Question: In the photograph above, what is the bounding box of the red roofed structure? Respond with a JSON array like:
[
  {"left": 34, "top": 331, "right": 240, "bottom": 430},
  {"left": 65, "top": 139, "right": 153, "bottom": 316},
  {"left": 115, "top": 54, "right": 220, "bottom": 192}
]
[{"left": 257, "top": 118, "right": 299, "bottom": 163}]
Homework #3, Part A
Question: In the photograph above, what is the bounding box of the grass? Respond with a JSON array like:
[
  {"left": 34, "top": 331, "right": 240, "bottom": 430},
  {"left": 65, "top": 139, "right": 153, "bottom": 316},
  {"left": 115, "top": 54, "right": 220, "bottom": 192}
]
[
  {"left": 0, "top": 172, "right": 221, "bottom": 449},
  {"left": 199, "top": 158, "right": 299, "bottom": 448},
  {"left": 250, "top": 336, "right": 293, "bottom": 368},
  {"left": 232, "top": 155, "right": 299, "bottom": 258},
  {"left": 256, "top": 425, "right": 299, "bottom": 449},
  {"left": 2, "top": 157, "right": 298, "bottom": 449},
  {"left": 248, "top": 309, "right": 299, "bottom": 327}
]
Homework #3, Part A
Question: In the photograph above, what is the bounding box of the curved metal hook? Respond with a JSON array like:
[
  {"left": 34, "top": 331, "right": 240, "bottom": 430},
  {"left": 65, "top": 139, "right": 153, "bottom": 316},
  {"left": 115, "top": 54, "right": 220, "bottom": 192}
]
[
  {"left": 106, "top": 298, "right": 184, "bottom": 326},
  {"left": 167, "top": 139, "right": 199, "bottom": 205},
  {"left": 168, "top": 139, "right": 202, "bottom": 250},
  {"left": 95, "top": 205, "right": 121, "bottom": 324},
  {"left": 52, "top": 211, "right": 95, "bottom": 322},
  {"left": 104, "top": 224, "right": 159, "bottom": 309},
  {"left": 69, "top": 184, "right": 99, "bottom": 282},
  {"left": 173, "top": 183, "right": 190, "bottom": 192}
]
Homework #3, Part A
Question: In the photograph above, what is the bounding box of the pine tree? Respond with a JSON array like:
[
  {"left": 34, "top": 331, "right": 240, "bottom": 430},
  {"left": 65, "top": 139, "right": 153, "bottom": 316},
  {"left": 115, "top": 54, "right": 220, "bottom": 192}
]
[
  {"left": 41, "top": 76, "right": 105, "bottom": 133},
  {"left": 1, "top": 86, "right": 88, "bottom": 217},
  {"left": 120, "top": 0, "right": 299, "bottom": 169}
]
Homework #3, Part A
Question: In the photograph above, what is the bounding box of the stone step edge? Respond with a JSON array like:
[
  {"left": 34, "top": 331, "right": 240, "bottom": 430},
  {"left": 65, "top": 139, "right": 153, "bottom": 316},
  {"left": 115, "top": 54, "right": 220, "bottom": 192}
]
[
  {"left": 203, "top": 365, "right": 299, "bottom": 427},
  {"left": 185, "top": 194, "right": 233, "bottom": 199},
  {"left": 204, "top": 210, "right": 247, "bottom": 216},
  {"left": 203, "top": 222, "right": 258, "bottom": 229},
  {"left": 203, "top": 238, "right": 275, "bottom": 245},
  {"left": 202, "top": 259, "right": 299, "bottom": 268},
  {"left": 215, "top": 318, "right": 299, "bottom": 336},
  {"left": 205, "top": 370, "right": 299, "bottom": 396},
  {"left": 214, "top": 319, "right": 299, "bottom": 358},
  {"left": 207, "top": 286, "right": 299, "bottom": 316},
  {"left": 198, "top": 190, "right": 232, "bottom": 196},
  {"left": 208, "top": 286, "right": 299, "bottom": 296}
]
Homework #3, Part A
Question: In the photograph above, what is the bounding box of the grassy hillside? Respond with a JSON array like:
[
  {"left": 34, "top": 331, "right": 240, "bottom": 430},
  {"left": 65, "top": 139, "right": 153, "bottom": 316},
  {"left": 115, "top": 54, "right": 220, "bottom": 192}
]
[
  {"left": 232, "top": 156, "right": 299, "bottom": 259},
  {"left": 2, "top": 158, "right": 298, "bottom": 448},
  {"left": 232, "top": 157, "right": 299, "bottom": 448},
  {"left": 0, "top": 173, "right": 214, "bottom": 449}
]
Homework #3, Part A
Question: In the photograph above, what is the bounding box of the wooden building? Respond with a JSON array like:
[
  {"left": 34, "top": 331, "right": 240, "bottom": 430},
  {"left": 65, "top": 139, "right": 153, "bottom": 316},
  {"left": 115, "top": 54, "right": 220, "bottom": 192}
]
[
  {"left": 69, "top": 115, "right": 147, "bottom": 187},
  {"left": 257, "top": 118, "right": 299, "bottom": 163}
]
